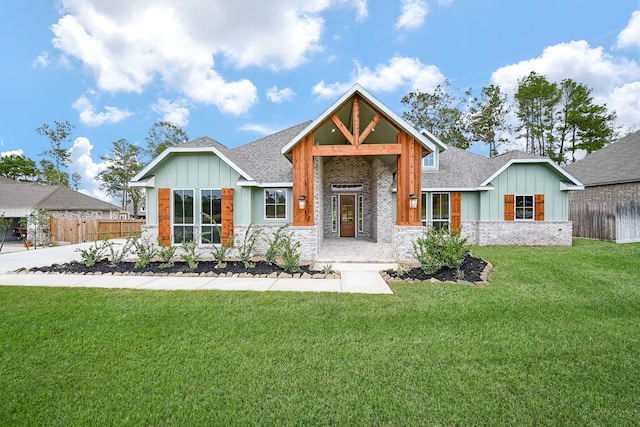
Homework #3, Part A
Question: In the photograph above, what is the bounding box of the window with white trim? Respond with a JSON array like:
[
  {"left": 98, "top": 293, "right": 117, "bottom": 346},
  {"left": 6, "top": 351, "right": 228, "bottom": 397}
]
[
  {"left": 173, "top": 189, "right": 194, "bottom": 244},
  {"left": 201, "top": 189, "right": 222, "bottom": 244},
  {"left": 422, "top": 152, "right": 435, "bottom": 169},
  {"left": 422, "top": 192, "right": 451, "bottom": 229},
  {"left": 265, "top": 189, "right": 287, "bottom": 220},
  {"left": 515, "top": 195, "right": 534, "bottom": 220},
  {"left": 358, "top": 194, "right": 364, "bottom": 233},
  {"left": 331, "top": 195, "right": 338, "bottom": 232},
  {"left": 432, "top": 193, "right": 450, "bottom": 230}
]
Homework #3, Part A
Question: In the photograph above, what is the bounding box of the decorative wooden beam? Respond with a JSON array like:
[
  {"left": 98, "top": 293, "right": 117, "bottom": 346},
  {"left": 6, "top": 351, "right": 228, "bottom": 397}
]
[
  {"left": 359, "top": 113, "right": 382, "bottom": 144},
  {"left": 353, "top": 97, "right": 360, "bottom": 145},
  {"left": 311, "top": 143, "right": 402, "bottom": 157},
  {"left": 330, "top": 115, "right": 354, "bottom": 145}
]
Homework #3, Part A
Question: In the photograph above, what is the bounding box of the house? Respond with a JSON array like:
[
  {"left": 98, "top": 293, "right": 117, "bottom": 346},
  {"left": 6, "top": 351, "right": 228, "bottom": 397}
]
[
  {"left": 0, "top": 176, "right": 121, "bottom": 242},
  {"left": 565, "top": 131, "right": 640, "bottom": 243},
  {"left": 131, "top": 84, "right": 583, "bottom": 262}
]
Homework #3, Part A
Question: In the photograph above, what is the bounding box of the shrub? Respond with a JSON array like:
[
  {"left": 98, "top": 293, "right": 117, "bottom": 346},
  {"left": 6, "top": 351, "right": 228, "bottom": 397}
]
[
  {"left": 264, "top": 223, "right": 290, "bottom": 263},
  {"left": 78, "top": 241, "right": 107, "bottom": 267},
  {"left": 180, "top": 240, "right": 201, "bottom": 269},
  {"left": 103, "top": 237, "right": 136, "bottom": 266},
  {"left": 237, "top": 224, "right": 262, "bottom": 269},
  {"left": 132, "top": 236, "right": 158, "bottom": 269},
  {"left": 277, "top": 232, "right": 302, "bottom": 273},
  {"left": 157, "top": 239, "right": 177, "bottom": 269},
  {"left": 412, "top": 227, "right": 468, "bottom": 275},
  {"left": 211, "top": 235, "right": 234, "bottom": 269}
]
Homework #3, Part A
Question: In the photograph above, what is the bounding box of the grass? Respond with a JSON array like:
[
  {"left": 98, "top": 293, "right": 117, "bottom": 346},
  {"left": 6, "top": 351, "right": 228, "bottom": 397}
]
[{"left": 1, "top": 238, "right": 639, "bottom": 425}]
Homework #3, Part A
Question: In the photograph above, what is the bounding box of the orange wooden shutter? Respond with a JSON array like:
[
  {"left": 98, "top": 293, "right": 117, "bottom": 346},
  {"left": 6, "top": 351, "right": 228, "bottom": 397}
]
[
  {"left": 221, "top": 188, "right": 234, "bottom": 247},
  {"left": 158, "top": 188, "right": 171, "bottom": 246},
  {"left": 451, "top": 192, "right": 461, "bottom": 234},
  {"left": 504, "top": 194, "right": 514, "bottom": 221},
  {"left": 535, "top": 194, "right": 545, "bottom": 221}
]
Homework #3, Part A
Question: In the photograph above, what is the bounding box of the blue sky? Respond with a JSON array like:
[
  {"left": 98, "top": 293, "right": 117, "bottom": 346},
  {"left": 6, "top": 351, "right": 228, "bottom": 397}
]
[{"left": 1, "top": 0, "right": 639, "bottom": 201}]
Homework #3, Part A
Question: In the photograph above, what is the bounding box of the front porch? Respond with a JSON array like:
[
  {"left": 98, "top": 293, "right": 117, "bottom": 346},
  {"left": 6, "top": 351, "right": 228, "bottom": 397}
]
[{"left": 315, "top": 238, "right": 396, "bottom": 263}]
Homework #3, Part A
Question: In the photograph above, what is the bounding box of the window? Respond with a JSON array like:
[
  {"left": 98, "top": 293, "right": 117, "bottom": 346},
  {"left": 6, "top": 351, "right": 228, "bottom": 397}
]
[
  {"left": 421, "top": 193, "right": 428, "bottom": 226},
  {"left": 515, "top": 195, "right": 534, "bottom": 220},
  {"left": 265, "top": 189, "right": 287, "bottom": 220},
  {"left": 173, "top": 189, "right": 194, "bottom": 244},
  {"left": 331, "top": 195, "right": 338, "bottom": 232},
  {"left": 432, "top": 193, "right": 450, "bottom": 230},
  {"left": 358, "top": 195, "right": 364, "bottom": 233},
  {"left": 422, "top": 152, "right": 435, "bottom": 168},
  {"left": 201, "top": 189, "right": 222, "bottom": 244}
]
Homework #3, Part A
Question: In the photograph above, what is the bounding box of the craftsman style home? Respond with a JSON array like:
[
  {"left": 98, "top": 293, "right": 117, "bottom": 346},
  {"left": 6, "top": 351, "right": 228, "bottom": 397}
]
[{"left": 131, "top": 84, "right": 583, "bottom": 262}]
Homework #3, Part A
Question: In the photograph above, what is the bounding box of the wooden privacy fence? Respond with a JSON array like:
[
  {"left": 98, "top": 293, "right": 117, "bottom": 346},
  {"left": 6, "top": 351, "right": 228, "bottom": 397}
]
[
  {"left": 570, "top": 200, "right": 640, "bottom": 242},
  {"left": 50, "top": 218, "right": 145, "bottom": 244}
]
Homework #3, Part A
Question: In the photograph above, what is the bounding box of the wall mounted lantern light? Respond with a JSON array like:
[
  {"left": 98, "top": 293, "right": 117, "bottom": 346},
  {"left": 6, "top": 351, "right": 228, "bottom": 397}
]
[
  {"left": 409, "top": 193, "right": 418, "bottom": 209},
  {"left": 298, "top": 194, "right": 307, "bottom": 210}
]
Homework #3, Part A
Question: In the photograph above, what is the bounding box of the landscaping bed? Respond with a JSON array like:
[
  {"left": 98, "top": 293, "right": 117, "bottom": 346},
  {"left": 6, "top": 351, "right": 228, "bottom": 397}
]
[{"left": 384, "top": 252, "right": 490, "bottom": 284}]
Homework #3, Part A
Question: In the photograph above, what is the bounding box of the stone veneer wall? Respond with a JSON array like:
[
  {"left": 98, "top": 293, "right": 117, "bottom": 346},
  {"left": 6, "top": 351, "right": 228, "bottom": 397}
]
[
  {"left": 569, "top": 182, "right": 640, "bottom": 204},
  {"left": 392, "top": 225, "right": 424, "bottom": 263},
  {"left": 50, "top": 210, "right": 109, "bottom": 219},
  {"left": 371, "top": 159, "right": 393, "bottom": 243},
  {"left": 471, "top": 221, "right": 573, "bottom": 246}
]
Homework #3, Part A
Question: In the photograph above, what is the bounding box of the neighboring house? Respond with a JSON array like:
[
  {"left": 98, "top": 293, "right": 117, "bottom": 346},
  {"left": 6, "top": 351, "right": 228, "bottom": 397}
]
[
  {"left": 565, "top": 131, "right": 640, "bottom": 243},
  {"left": 131, "top": 84, "right": 583, "bottom": 262},
  {"left": 0, "top": 176, "right": 121, "bottom": 241}
]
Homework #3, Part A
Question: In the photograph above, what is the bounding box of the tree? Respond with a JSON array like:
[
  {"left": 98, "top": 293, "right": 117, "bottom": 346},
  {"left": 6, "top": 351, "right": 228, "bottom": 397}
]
[
  {"left": 0, "top": 154, "right": 40, "bottom": 181},
  {"left": 401, "top": 80, "right": 473, "bottom": 149},
  {"left": 36, "top": 120, "right": 75, "bottom": 186},
  {"left": 145, "top": 121, "right": 189, "bottom": 161},
  {"left": 557, "top": 79, "right": 616, "bottom": 164},
  {"left": 514, "top": 72, "right": 561, "bottom": 157},
  {"left": 72, "top": 172, "right": 82, "bottom": 190},
  {"left": 469, "top": 84, "right": 512, "bottom": 157},
  {"left": 39, "top": 159, "right": 69, "bottom": 186},
  {"left": 98, "top": 138, "right": 143, "bottom": 211}
]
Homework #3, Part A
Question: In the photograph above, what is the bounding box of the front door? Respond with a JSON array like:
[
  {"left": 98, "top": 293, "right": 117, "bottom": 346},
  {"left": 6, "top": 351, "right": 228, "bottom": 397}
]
[{"left": 339, "top": 195, "right": 356, "bottom": 237}]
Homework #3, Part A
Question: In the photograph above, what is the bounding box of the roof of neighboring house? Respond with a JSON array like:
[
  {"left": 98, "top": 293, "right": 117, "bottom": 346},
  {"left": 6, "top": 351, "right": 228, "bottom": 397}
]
[
  {"left": 232, "top": 122, "right": 312, "bottom": 184},
  {"left": 0, "top": 179, "right": 120, "bottom": 211},
  {"left": 564, "top": 130, "right": 640, "bottom": 186},
  {"left": 422, "top": 147, "right": 582, "bottom": 190}
]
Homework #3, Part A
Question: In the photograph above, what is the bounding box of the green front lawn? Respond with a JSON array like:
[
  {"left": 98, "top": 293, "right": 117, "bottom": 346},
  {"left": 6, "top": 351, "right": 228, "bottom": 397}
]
[{"left": 1, "top": 239, "right": 639, "bottom": 425}]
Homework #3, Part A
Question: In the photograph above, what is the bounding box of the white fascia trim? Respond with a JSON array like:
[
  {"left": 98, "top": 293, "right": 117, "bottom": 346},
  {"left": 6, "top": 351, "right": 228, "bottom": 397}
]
[
  {"left": 129, "top": 176, "right": 155, "bottom": 188},
  {"left": 280, "top": 83, "right": 447, "bottom": 155},
  {"left": 237, "top": 181, "right": 293, "bottom": 188},
  {"left": 392, "top": 186, "right": 494, "bottom": 193},
  {"left": 132, "top": 147, "right": 253, "bottom": 182},
  {"left": 560, "top": 182, "right": 584, "bottom": 191},
  {"left": 480, "top": 159, "right": 583, "bottom": 187}
]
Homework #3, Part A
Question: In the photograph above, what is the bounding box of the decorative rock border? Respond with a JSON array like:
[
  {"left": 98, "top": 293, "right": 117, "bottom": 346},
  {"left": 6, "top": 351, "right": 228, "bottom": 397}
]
[
  {"left": 14, "top": 267, "right": 341, "bottom": 280},
  {"left": 379, "top": 262, "right": 493, "bottom": 286}
]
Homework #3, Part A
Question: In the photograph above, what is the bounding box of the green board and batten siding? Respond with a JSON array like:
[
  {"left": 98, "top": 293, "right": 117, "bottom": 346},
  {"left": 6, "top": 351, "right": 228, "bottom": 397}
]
[
  {"left": 479, "top": 163, "right": 569, "bottom": 221},
  {"left": 144, "top": 153, "right": 252, "bottom": 226}
]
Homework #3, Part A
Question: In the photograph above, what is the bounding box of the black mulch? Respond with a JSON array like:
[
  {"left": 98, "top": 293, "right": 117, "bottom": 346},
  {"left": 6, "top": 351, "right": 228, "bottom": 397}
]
[
  {"left": 386, "top": 253, "right": 488, "bottom": 283},
  {"left": 29, "top": 260, "right": 317, "bottom": 276}
]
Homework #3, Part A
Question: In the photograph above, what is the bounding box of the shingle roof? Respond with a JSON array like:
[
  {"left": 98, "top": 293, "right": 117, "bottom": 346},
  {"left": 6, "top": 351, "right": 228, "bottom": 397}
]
[
  {"left": 232, "top": 122, "right": 312, "bottom": 184},
  {"left": 564, "top": 130, "right": 640, "bottom": 186},
  {"left": 0, "top": 179, "right": 119, "bottom": 211}
]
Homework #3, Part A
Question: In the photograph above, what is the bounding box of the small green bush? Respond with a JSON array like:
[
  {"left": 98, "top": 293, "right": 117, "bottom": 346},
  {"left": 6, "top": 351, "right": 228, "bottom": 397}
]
[
  {"left": 237, "top": 224, "right": 261, "bottom": 269},
  {"left": 211, "top": 235, "right": 234, "bottom": 269},
  {"left": 277, "top": 232, "right": 302, "bottom": 273},
  {"left": 412, "top": 227, "right": 468, "bottom": 275},
  {"left": 180, "top": 240, "right": 201, "bottom": 269},
  {"left": 132, "top": 237, "right": 158, "bottom": 269},
  {"left": 157, "top": 239, "right": 177, "bottom": 269},
  {"left": 264, "top": 223, "right": 289, "bottom": 263},
  {"left": 78, "top": 241, "right": 107, "bottom": 267}
]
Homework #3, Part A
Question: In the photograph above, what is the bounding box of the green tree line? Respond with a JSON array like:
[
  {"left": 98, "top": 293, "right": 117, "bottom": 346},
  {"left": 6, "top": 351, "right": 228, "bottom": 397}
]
[{"left": 401, "top": 71, "right": 617, "bottom": 164}]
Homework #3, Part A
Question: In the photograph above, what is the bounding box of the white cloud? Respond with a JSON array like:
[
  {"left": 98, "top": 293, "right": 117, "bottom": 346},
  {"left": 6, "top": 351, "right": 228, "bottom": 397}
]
[
  {"left": 32, "top": 51, "right": 49, "bottom": 68},
  {"left": 606, "top": 82, "right": 640, "bottom": 135},
  {"left": 152, "top": 98, "right": 190, "bottom": 127},
  {"left": 238, "top": 123, "right": 282, "bottom": 135},
  {"left": 1, "top": 149, "right": 24, "bottom": 157},
  {"left": 616, "top": 10, "right": 640, "bottom": 49},
  {"left": 68, "top": 137, "right": 111, "bottom": 202},
  {"left": 266, "top": 86, "right": 296, "bottom": 103},
  {"left": 72, "top": 95, "right": 133, "bottom": 127},
  {"left": 51, "top": 1, "right": 366, "bottom": 115},
  {"left": 313, "top": 55, "right": 445, "bottom": 98},
  {"left": 492, "top": 41, "right": 640, "bottom": 95},
  {"left": 396, "top": 0, "right": 428, "bottom": 30}
]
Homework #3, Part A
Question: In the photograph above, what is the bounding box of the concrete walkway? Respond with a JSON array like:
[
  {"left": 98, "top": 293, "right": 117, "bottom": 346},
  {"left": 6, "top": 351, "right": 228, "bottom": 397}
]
[{"left": 0, "top": 241, "right": 394, "bottom": 295}]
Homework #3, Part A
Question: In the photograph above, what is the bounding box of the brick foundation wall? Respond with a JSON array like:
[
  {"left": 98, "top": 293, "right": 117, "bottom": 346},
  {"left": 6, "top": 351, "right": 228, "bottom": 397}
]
[
  {"left": 474, "top": 221, "right": 573, "bottom": 246},
  {"left": 569, "top": 182, "right": 640, "bottom": 204},
  {"left": 392, "top": 225, "right": 424, "bottom": 263}
]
